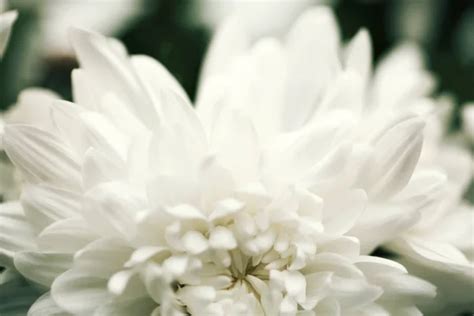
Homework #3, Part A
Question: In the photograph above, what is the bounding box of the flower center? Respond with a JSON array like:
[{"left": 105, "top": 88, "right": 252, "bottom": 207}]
[{"left": 226, "top": 254, "right": 271, "bottom": 297}]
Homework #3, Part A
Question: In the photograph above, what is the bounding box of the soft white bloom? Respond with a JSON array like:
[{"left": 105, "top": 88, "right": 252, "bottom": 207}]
[
  {"left": 1, "top": 7, "right": 439, "bottom": 315},
  {"left": 0, "top": 3, "right": 17, "bottom": 58}
]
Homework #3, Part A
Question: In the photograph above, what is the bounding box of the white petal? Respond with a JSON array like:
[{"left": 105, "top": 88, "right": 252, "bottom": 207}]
[
  {"left": 50, "top": 100, "right": 88, "bottom": 158},
  {"left": 303, "top": 253, "right": 363, "bottom": 279},
  {"left": 355, "top": 256, "right": 407, "bottom": 275},
  {"left": 71, "top": 69, "right": 98, "bottom": 110},
  {"left": 163, "top": 255, "right": 191, "bottom": 277},
  {"left": 280, "top": 295, "right": 297, "bottom": 314},
  {"left": 329, "top": 275, "right": 382, "bottom": 309},
  {"left": 313, "top": 298, "right": 341, "bottom": 316},
  {"left": 300, "top": 142, "right": 353, "bottom": 192},
  {"left": 317, "top": 70, "right": 364, "bottom": 114},
  {"left": 5, "top": 88, "right": 58, "bottom": 132},
  {"left": 372, "top": 44, "right": 434, "bottom": 110},
  {"left": 126, "top": 131, "right": 152, "bottom": 186},
  {"left": 284, "top": 270, "right": 306, "bottom": 302},
  {"left": 323, "top": 189, "right": 367, "bottom": 235},
  {"left": 51, "top": 269, "right": 111, "bottom": 314},
  {"left": 176, "top": 285, "right": 216, "bottom": 314},
  {"left": 368, "top": 115, "right": 425, "bottom": 199},
  {"left": 80, "top": 112, "right": 129, "bottom": 162},
  {"left": 0, "top": 202, "right": 35, "bottom": 268},
  {"left": 143, "top": 263, "right": 168, "bottom": 304},
  {"left": 390, "top": 237, "right": 470, "bottom": 266},
  {"left": 131, "top": 54, "right": 190, "bottom": 109},
  {"left": 344, "top": 28, "right": 372, "bottom": 85},
  {"left": 209, "top": 198, "right": 245, "bottom": 223},
  {"left": 147, "top": 173, "right": 199, "bottom": 210},
  {"left": 0, "top": 10, "right": 18, "bottom": 57},
  {"left": 83, "top": 182, "right": 145, "bottom": 239},
  {"left": 182, "top": 231, "right": 209, "bottom": 254},
  {"left": 303, "top": 272, "right": 333, "bottom": 310},
  {"left": 148, "top": 123, "right": 204, "bottom": 178},
  {"left": 283, "top": 7, "right": 341, "bottom": 130},
  {"left": 21, "top": 183, "right": 80, "bottom": 233},
  {"left": 99, "top": 92, "right": 148, "bottom": 138},
  {"left": 318, "top": 236, "right": 360, "bottom": 259},
  {"left": 107, "top": 269, "right": 135, "bottom": 295},
  {"left": 370, "top": 272, "right": 436, "bottom": 303},
  {"left": 462, "top": 103, "right": 474, "bottom": 140},
  {"left": 93, "top": 297, "right": 157, "bottom": 316},
  {"left": 14, "top": 251, "right": 72, "bottom": 287},
  {"left": 69, "top": 28, "right": 158, "bottom": 128},
  {"left": 74, "top": 238, "right": 133, "bottom": 277},
  {"left": 197, "top": 15, "right": 250, "bottom": 101},
  {"left": 349, "top": 204, "right": 421, "bottom": 255},
  {"left": 157, "top": 89, "right": 206, "bottom": 148},
  {"left": 82, "top": 147, "right": 127, "bottom": 189},
  {"left": 28, "top": 292, "right": 69, "bottom": 316},
  {"left": 3, "top": 125, "right": 81, "bottom": 190},
  {"left": 394, "top": 239, "right": 474, "bottom": 313},
  {"left": 124, "top": 246, "right": 170, "bottom": 268},
  {"left": 37, "top": 218, "right": 97, "bottom": 253},
  {"left": 209, "top": 226, "right": 237, "bottom": 250},
  {"left": 199, "top": 155, "right": 235, "bottom": 210},
  {"left": 164, "top": 204, "right": 206, "bottom": 221},
  {"left": 211, "top": 109, "right": 260, "bottom": 184}
]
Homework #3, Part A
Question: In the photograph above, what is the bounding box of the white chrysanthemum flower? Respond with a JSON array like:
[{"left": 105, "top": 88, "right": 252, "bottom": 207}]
[{"left": 1, "top": 7, "right": 438, "bottom": 315}]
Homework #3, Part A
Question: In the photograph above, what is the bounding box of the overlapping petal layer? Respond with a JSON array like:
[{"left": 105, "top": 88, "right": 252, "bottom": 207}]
[{"left": 1, "top": 6, "right": 467, "bottom": 316}]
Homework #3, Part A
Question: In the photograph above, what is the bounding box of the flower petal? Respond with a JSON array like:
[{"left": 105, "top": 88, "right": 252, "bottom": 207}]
[
  {"left": 344, "top": 28, "right": 372, "bottom": 85},
  {"left": 21, "top": 183, "right": 80, "bottom": 233},
  {"left": 27, "top": 292, "right": 69, "bottom": 316},
  {"left": 0, "top": 10, "right": 18, "bottom": 57},
  {"left": 51, "top": 269, "right": 111, "bottom": 314},
  {"left": 368, "top": 115, "right": 425, "bottom": 199},
  {"left": 283, "top": 7, "right": 341, "bottom": 130},
  {"left": 0, "top": 202, "right": 35, "bottom": 268},
  {"left": 69, "top": 28, "right": 158, "bottom": 128},
  {"left": 14, "top": 251, "right": 72, "bottom": 287},
  {"left": 3, "top": 125, "right": 81, "bottom": 190},
  {"left": 37, "top": 218, "right": 98, "bottom": 253}
]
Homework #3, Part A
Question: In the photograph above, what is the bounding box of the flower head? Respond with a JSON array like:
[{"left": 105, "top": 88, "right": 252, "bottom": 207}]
[{"left": 1, "top": 7, "right": 439, "bottom": 315}]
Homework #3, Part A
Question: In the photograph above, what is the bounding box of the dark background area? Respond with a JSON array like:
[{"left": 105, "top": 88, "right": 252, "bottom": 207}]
[{"left": 1, "top": 0, "right": 473, "bottom": 130}]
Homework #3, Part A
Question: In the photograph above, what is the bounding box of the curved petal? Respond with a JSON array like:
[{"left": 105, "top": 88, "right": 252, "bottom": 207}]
[{"left": 15, "top": 251, "right": 72, "bottom": 287}]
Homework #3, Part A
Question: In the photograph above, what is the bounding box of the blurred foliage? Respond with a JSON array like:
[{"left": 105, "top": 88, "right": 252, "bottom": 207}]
[{"left": 0, "top": 0, "right": 473, "bottom": 131}]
